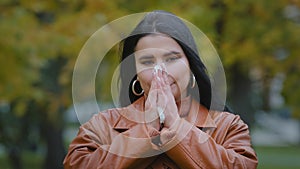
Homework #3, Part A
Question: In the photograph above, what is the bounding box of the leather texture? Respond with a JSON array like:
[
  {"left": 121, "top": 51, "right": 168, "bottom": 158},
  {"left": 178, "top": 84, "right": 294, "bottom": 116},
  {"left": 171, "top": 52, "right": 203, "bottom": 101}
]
[{"left": 64, "top": 97, "right": 258, "bottom": 169}]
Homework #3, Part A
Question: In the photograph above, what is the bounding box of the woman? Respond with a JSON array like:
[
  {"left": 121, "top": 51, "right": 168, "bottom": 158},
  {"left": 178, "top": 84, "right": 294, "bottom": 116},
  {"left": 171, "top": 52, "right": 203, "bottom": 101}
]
[{"left": 64, "top": 11, "right": 258, "bottom": 169}]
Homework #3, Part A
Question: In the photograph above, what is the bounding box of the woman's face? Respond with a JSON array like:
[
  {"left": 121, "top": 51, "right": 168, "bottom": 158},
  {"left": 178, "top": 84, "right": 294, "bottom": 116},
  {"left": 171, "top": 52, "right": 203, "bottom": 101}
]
[{"left": 134, "top": 34, "right": 191, "bottom": 101}]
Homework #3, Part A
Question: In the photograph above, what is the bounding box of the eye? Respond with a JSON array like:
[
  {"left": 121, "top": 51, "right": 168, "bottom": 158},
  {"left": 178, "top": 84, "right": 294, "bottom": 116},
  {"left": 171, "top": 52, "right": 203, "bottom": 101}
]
[
  {"left": 137, "top": 54, "right": 155, "bottom": 66},
  {"left": 165, "top": 55, "right": 180, "bottom": 63},
  {"left": 141, "top": 60, "right": 155, "bottom": 65}
]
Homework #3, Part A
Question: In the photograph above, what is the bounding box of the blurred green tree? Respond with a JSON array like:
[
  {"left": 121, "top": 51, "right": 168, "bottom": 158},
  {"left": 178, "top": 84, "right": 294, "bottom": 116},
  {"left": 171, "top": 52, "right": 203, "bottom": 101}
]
[{"left": 0, "top": 0, "right": 129, "bottom": 168}]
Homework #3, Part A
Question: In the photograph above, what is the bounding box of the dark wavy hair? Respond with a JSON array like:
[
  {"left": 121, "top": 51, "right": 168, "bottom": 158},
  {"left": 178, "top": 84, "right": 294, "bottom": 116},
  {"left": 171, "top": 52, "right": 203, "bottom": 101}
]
[{"left": 119, "top": 10, "right": 229, "bottom": 112}]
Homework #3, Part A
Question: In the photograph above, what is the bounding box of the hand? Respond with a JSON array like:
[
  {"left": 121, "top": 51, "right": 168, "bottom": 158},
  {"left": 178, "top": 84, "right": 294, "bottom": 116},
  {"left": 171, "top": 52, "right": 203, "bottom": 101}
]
[
  {"left": 155, "top": 66, "right": 180, "bottom": 129},
  {"left": 144, "top": 65, "right": 180, "bottom": 131},
  {"left": 144, "top": 75, "right": 160, "bottom": 131}
]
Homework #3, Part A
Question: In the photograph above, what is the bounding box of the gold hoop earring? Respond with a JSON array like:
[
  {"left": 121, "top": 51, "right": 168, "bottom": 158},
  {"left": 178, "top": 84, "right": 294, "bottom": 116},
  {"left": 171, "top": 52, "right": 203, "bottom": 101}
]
[
  {"left": 132, "top": 79, "right": 144, "bottom": 96},
  {"left": 191, "top": 74, "right": 196, "bottom": 88}
]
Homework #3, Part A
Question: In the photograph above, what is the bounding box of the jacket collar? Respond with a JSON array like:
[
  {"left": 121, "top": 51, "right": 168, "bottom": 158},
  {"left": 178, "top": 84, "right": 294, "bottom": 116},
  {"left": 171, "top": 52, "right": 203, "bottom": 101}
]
[
  {"left": 186, "top": 99, "right": 217, "bottom": 128},
  {"left": 113, "top": 96, "right": 217, "bottom": 130}
]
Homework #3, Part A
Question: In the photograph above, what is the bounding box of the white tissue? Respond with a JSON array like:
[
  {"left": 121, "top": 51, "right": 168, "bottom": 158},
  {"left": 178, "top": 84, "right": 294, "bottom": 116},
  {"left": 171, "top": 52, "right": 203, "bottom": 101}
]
[{"left": 154, "top": 64, "right": 162, "bottom": 74}]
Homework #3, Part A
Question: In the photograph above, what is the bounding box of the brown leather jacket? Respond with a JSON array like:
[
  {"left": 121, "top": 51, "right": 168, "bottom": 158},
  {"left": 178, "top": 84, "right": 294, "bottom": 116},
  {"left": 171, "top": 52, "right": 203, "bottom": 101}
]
[{"left": 64, "top": 97, "right": 258, "bottom": 169}]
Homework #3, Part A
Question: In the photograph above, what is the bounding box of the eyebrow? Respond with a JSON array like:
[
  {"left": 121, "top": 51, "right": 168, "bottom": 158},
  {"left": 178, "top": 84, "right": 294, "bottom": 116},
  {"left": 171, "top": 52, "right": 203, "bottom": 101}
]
[
  {"left": 138, "top": 55, "right": 154, "bottom": 61},
  {"left": 138, "top": 51, "right": 181, "bottom": 61},
  {"left": 163, "top": 51, "right": 181, "bottom": 57}
]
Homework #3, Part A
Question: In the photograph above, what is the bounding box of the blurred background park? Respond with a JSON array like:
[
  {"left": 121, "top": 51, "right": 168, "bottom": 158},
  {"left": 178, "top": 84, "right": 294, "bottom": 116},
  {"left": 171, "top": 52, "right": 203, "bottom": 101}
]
[{"left": 1, "top": 0, "right": 300, "bottom": 169}]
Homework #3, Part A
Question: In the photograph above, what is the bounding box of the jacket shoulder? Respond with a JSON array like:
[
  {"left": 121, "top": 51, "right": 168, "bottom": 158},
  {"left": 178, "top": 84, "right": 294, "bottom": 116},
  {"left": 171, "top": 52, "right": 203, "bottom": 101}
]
[
  {"left": 82, "top": 107, "right": 125, "bottom": 129},
  {"left": 212, "top": 111, "right": 249, "bottom": 129}
]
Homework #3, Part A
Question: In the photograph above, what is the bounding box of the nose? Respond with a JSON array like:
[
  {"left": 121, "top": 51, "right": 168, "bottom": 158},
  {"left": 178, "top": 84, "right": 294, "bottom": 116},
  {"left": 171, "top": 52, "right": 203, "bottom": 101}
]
[{"left": 153, "top": 62, "right": 168, "bottom": 74}]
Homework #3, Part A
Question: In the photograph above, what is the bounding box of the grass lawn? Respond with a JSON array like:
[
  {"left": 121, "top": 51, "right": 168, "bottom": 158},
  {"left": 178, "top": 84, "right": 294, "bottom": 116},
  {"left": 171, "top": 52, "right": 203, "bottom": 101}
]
[
  {"left": 255, "top": 146, "right": 300, "bottom": 169},
  {"left": 0, "top": 151, "right": 43, "bottom": 169}
]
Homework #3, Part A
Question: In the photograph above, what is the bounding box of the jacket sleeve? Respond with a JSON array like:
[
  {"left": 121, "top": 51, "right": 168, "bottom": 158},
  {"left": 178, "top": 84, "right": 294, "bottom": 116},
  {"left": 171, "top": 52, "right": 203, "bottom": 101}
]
[
  {"left": 63, "top": 113, "right": 159, "bottom": 169},
  {"left": 162, "top": 113, "right": 258, "bottom": 169}
]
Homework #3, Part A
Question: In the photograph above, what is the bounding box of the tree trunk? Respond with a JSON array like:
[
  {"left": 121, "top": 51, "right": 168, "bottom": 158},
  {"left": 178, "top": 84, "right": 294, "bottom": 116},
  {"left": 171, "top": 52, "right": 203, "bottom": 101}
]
[
  {"left": 44, "top": 120, "right": 65, "bottom": 169},
  {"left": 211, "top": 1, "right": 255, "bottom": 127},
  {"left": 39, "top": 56, "right": 67, "bottom": 169},
  {"left": 8, "top": 147, "right": 22, "bottom": 169},
  {"left": 227, "top": 63, "right": 255, "bottom": 127},
  {"left": 262, "top": 75, "right": 271, "bottom": 112}
]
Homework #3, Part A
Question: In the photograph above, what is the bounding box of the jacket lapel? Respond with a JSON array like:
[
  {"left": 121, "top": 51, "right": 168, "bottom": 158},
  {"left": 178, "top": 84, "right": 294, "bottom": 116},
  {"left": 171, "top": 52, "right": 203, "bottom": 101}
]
[{"left": 180, "top": 99, "right": 217, "bottom": 129}]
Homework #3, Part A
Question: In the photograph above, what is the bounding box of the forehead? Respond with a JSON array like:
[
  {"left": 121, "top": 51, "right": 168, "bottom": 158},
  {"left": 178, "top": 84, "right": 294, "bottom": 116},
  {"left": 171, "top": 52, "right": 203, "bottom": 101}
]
[{"left": 135, "top": 34, "right": 183, "bottom": 52}]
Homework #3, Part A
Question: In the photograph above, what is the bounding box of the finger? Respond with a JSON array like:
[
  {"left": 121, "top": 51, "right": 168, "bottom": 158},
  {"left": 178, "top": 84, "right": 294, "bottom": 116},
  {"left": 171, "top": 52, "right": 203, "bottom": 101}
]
[
  {"left": 160, "top": 64, "right": 169, "bottom": 85},
  {"left": 146, "top": 74, "right": 164, "bottom": 124},
  {"left": 153, "top": 64, "right": 163, "bottom": 87},
  {"left": 162, "top": 70, "right": 170, "bottom": 87},
  {"left": 157, "top": 69, "right": 174, "bottom": 106},
  {"left": 160, "top": 128, "right": 176, "bottom": 144},
  {"left": 145, "top": 90, "right": 159, "bottom": 123},
  {"left": 161, "top": 71, "right": 173, "bottom": 99},
  {"left": 157, "top": 88, "right": 167, "bottom": 107},
  {"left": 158, "top": 64, "right": 167, "bottom": 88},
  {"left": 155, "top": 67, "right": 164, "bottom": 89},
  {"left": 156, "top": 90, "right": 167, "bottom": 126},
  {"left": 145, "top": 79, "right": 157, "bottom": 110},
  {"left": 151, "top": 74, "right": 159, "bottom": 90}
]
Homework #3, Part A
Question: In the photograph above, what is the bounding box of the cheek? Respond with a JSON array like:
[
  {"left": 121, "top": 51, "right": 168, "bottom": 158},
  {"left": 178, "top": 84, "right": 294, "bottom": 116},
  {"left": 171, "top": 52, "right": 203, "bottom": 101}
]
[
  {"left": 167, "top": 62, "right": 190, "bottom": 88},
  {"left": 177, "top": 69, "right": 190, "bottom": 90}
]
